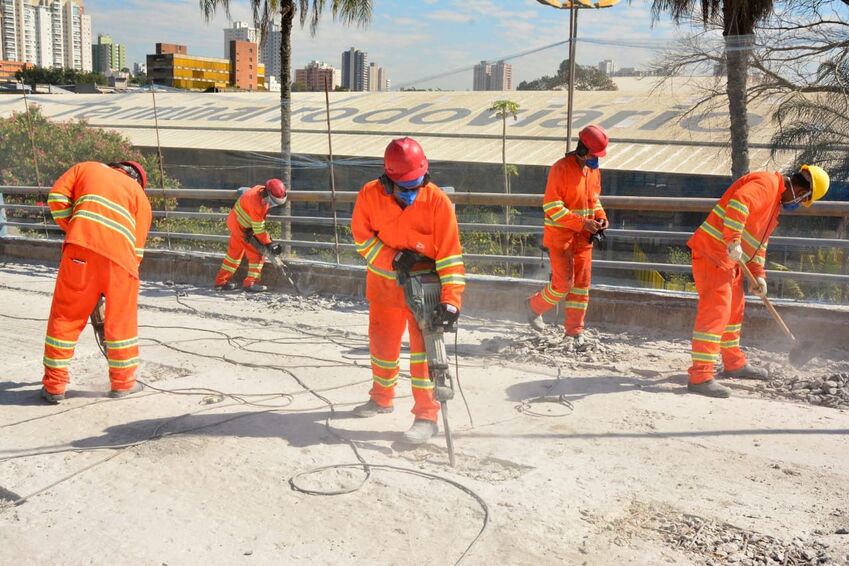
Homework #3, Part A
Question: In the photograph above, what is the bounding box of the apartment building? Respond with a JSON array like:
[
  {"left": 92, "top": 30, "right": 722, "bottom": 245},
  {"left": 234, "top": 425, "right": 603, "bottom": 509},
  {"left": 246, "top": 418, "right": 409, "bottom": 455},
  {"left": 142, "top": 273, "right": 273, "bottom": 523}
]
[
  {"left": 0, "top": 0, "right": 90, "bottom": 71},
  {"left": 294, "top": 59, "right": 339, "bottom": 91}
]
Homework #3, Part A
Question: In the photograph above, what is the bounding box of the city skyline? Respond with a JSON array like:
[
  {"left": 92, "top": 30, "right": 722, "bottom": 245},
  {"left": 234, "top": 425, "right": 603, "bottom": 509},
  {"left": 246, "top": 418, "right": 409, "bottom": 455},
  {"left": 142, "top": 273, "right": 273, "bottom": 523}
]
[{"left": 76, "top": 0, "right": 681, "bottom": 90}]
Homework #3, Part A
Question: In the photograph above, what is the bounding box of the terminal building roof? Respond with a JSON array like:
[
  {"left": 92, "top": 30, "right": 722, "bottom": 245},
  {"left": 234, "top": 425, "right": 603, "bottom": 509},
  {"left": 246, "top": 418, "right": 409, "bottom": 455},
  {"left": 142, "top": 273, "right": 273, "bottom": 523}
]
[{"left": 0, "top": 78, "right": 792, "bottom": 176}]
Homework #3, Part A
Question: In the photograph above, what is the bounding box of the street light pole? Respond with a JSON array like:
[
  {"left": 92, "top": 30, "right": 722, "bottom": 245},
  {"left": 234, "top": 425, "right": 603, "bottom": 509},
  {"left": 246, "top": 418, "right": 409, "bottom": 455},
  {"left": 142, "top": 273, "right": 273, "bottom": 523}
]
[
  {"left": 536, "top": 0, "right": 620, "bottom": 151},
  {"left": 566, "top": 4, "right": 578, "bottom": 150}
]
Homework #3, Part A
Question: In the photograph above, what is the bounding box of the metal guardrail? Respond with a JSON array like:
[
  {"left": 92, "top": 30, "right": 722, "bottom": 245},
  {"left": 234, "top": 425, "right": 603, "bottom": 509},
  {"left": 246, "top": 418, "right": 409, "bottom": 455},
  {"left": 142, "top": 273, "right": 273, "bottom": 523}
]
[
  {"left": 4, "top": 185, "right": 849, "bottom": 217},
  {"left": 2, "top": 186, "right": 848, "bottom": 288}
]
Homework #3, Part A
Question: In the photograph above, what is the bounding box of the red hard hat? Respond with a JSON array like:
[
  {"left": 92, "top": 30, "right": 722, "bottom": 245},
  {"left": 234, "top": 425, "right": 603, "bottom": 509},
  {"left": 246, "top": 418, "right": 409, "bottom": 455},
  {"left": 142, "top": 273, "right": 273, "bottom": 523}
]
[
  {"left": 265, "top": 178, "right": 287, "bottom": 205},
  {"left": 120, "top": 160, "right": 147, "bottom": 188},
  {"left": 384, "top": 137, "right": 428, "bottom": 184},
  {"left": 578, "top": 125, "right": 609, "bottom": 157},
  {"left": 266, "top": 178, "right": 286, "bottom": 198}
]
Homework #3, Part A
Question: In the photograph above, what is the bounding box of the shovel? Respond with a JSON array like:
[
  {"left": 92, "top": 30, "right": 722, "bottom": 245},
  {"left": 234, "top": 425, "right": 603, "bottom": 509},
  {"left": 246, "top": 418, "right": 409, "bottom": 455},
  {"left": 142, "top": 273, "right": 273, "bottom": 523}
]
[{"left": 738, "top": 260, "right": 817, "bottom": 368}]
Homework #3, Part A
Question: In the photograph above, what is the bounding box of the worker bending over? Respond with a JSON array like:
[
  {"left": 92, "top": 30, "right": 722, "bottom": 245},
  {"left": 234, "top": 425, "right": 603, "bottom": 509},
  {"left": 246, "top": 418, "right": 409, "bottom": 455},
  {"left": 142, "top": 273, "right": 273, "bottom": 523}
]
[
  {"left": 526, "top": 125, "right": 610, "bottom": 344},
  {"left": 687, "top": 165, "right": 829, "bottom": 398},
  {"left": 214, "top": 179, "right": 287, "bottom": 292},
  {"left": 42, "top": 161, "right": 152, "bottom": 402},
  {"left": 351, "top": 137, "right": 465, "bottom": 444}
]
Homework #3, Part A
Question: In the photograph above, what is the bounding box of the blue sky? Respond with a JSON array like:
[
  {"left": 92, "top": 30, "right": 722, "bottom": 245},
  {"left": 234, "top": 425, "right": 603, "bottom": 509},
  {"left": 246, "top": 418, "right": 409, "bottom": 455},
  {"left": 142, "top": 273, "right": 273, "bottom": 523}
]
[{"left": 85, "top": 0, "right": 682, "bottom": 89}]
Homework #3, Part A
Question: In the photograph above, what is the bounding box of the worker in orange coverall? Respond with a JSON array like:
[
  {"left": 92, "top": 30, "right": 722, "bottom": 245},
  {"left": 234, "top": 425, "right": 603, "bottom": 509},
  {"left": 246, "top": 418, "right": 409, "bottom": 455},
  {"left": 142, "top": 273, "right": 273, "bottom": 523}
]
[
  {"left": 213, "top": 179, "right": 287, "bottom": 293},
  {"left": 351, "top": 137, "right": 465, "bottom": 445},
  {"left": 526, "top": 124, "right": 610, "bottom": 345},
  {"left": 687, "top": 165, "right": 830, "bottom": 398},
  {"left": 41, "top": 161, "right": 152, "bottom": 403}
]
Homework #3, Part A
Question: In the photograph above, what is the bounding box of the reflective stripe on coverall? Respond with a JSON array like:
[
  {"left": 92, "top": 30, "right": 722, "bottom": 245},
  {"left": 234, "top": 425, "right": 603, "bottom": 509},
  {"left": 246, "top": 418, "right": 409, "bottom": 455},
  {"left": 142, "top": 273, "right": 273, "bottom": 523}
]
[
  {"left": 687, "top": 172, "right": 783, "bottom": 384},
  {"left": 528, "top": 154, "right": 606, "bottom": 336},
  {"left": 351, "top": 179, "right": 465, "bottom": 421},
  {"left": 214, "top": 185, "right": 272, "bottom": 288},
  {"left": 44, "top": 162, "right": 152, "bottom": 394}
]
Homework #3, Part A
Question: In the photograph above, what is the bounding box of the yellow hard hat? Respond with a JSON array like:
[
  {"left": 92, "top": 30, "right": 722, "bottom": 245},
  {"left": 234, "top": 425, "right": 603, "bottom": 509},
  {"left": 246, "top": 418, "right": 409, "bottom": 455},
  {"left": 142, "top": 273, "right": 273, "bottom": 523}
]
[{"left": 800, "top": 164, "right": 829, "bottom": 207}]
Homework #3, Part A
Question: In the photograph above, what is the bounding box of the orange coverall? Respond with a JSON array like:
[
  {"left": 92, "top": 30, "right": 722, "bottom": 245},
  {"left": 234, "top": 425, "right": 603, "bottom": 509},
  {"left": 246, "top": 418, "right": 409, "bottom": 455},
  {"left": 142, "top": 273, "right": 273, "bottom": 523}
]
[
  {"left": 214, "top": 185, "right": 273, "bottom": 288},
  {"left": 687, "top": 171, "right": 783, "bottom": 384},
  {"left": 44, "top": 162, "right": 152, "bottom": 394},
  {"left": 528, "top": 154, "right": 606, "bottom": 336},
  {"left": 352, "top": 179, "right": 465, "bottom": 422}
]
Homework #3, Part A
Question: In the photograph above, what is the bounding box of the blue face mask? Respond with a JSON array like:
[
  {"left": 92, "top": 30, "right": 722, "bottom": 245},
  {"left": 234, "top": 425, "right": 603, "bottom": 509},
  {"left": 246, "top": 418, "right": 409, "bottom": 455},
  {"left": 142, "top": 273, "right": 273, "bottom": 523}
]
[
  {"left": 782, "top": 201, "right": 800, "bottom": 211},
  {"left": 585, "top": 157, "right": 600, "bottom": 170},
  {"left": 395, "top": 189, "right": 419, "bottom": 207}
]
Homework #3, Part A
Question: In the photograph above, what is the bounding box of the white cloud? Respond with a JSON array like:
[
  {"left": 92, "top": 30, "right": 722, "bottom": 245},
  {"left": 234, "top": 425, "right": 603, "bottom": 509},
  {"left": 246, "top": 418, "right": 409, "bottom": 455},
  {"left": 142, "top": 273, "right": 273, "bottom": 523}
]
[{"left": 427, "top": 10, "right": 476, "bottom": 23}]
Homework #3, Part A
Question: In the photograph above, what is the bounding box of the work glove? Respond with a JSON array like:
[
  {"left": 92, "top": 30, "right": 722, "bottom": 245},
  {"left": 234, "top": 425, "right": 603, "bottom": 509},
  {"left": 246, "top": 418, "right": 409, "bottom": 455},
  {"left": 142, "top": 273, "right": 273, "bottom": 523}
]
[
  {"left": 431, "top": 303, "right": 459, "bottom": 328},
  {"left": 727, "top": 242, "right": 744, "bottom": 262},
  {"left": 596, "top": 217, "right": 609, "bottom": 230},
  {"left": 392, "top": 250, "right": 420, "bottom": 273},
  {"left": 752, "top": 277, "right": 768, "bottom": 298},
  {"left": 269, "top": 242, "right": 283, "bottom": 256}
]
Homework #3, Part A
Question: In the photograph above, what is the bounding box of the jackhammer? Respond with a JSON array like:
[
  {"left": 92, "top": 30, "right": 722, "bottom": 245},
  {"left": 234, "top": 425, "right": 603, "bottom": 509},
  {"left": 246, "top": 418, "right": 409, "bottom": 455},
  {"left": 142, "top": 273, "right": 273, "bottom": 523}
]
[
  {"left": 396, "top": 257, "right": 458, "bottom": 467},
  {"left": 90, "top": 295, "right": 107, "bottom": 358},
  {"left": 246, "top": 233, "right": 303, "bottom": 295}
]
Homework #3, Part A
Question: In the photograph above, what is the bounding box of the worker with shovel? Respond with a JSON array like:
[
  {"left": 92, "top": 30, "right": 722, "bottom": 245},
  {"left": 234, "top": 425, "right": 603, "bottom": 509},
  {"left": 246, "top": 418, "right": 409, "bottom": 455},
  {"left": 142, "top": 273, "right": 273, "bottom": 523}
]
[
  {"left": 350, "top": 137, "right": 465, "bottom": 445},
  {"left": 687, "top": 165, "right": 829, "bottom": 398},
  {"left": 213, "top": 179, "right": 287, "bottom": 293}
]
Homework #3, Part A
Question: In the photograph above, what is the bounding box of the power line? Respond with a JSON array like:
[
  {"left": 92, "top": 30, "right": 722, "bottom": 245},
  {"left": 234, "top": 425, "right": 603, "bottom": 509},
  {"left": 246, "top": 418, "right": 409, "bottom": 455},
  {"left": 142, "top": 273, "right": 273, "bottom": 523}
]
[{"left": 396, "top": 35, "right": 670, "bottom": 89}]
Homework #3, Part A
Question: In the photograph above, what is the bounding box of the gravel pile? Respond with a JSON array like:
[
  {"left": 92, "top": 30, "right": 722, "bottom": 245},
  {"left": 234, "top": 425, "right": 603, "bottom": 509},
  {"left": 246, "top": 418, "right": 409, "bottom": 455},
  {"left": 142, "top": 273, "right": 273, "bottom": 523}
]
[
  {"left": 251, "top": 292, "right": 366, "bottom": 313},
  {"left": 738, "top": 353, "right": 849, "bottom": 410},
  {"left": 495, "top": 327, "right": 623, "bottom": 366},
  {"left": 758, "top": 371, "right": 849, "bottom": 410},
  {"left": 646, "top": 512, "right": 835, "bottom": 565}
]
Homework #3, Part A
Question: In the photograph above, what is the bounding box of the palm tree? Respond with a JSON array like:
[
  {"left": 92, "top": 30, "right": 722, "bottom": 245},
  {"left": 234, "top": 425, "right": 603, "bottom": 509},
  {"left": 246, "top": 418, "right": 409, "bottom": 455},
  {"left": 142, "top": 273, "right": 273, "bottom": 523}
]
[
  {"left": 646, "top": 1, "right": 775, "bottom": 179},
  {"left": 199, "top": 0, "right": 372, "bottom": 240},
  {"left": 770, "top": 59, "right": 849, "bottom": 183},
  {"left": 489, "top": 99, "right": 519, "bottom": 224}
]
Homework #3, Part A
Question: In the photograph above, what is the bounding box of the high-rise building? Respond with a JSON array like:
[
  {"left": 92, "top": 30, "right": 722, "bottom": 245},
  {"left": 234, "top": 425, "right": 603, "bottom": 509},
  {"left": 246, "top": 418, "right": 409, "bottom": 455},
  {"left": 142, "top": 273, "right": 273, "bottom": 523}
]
[
  {"left": 366, "top": 61, "right": 389, "bottom": 92},
  {"left": 598, "top": 59, "right": 615, "bottom": 76},
  {"left": 341, "top": 47, "right": 366, "bottom": 91},
  {"left": 91, "top": 33, "right": 123, "bottom": 73},
  {"left": 91, "top": 32, "right": 109, "bottom": 73},
  {"left": 1, "top": 0, "right": 21, "bottom": 63},
  {"left": 473, "top": 61, "right": 491, "bottom": 91},
  {"left": 491, "top": 60, "right": 512, "bottom": 90},
  {"left": 294, "top": 60, "right": 339, "bottom": 92},
  {"left": 260, "top": 22, "right": 281, "bottom": 79},
  {"left": 473, "top": 60, "right": 511, "bottom": 91},
  {"left": 223, "top": 21, "right": 257, "bottom": 60},
  {"left": 0, "top": 0, "right": 91, "bottom": 71}
]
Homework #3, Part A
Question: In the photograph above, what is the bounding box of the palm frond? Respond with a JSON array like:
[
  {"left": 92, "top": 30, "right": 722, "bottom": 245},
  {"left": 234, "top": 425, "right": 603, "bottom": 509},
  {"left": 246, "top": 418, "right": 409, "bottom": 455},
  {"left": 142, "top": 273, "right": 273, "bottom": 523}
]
[
  {"left": 298, "top": 0, "right": 371, "bottom": 35},
  {"left": 198, "top": 0, "right": 231, "bottom": 22}
]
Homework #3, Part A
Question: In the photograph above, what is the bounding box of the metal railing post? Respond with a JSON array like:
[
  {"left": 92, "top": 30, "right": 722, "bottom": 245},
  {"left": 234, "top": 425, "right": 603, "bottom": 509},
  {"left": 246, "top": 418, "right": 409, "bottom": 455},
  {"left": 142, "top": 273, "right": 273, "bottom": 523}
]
[{"left": 0, "top": 193, "right": 6, "bottom": 238}]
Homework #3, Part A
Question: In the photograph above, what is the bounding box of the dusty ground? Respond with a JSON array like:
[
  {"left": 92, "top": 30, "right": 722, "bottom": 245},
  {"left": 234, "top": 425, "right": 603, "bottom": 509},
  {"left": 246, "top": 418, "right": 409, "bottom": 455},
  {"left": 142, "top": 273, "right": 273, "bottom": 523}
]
[{"left": 1, "top": 261, "right": 848, "bottom": 565}]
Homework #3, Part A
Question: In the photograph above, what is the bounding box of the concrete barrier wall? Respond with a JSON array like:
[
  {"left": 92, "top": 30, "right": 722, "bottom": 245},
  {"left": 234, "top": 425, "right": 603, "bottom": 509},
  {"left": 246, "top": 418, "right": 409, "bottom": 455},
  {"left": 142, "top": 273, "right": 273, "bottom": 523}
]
[{"left": 3, "top": 237, "right": 847, "bottom": 350}]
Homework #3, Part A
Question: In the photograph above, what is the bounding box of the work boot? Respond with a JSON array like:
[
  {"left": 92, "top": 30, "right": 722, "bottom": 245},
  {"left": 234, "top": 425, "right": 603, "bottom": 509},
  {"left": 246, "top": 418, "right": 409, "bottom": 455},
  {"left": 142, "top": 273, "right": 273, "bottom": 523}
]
[
  {"left": 402, "top": 419, "right": 439, "bottom": 445},
  {"left": 526, "top": 298, "right": 545, "bottom": 332},
  {"left": 568, "top": 333, "right": 586, "bottom": 347},
  {"left": 352, "top": 399, "right": 394, "bottom": 418},
  {"left": 109, "top": 382, "right": 144, "bottom": 399},
  {"left": 722, "top": 364, "right": 769, "bottom": 380},
  {"left": 243, "top": 284, "right": 268, "bottom": 293},
  {"left": 215, "top": 281, "right": 238, "bottom": 291},
  {"left": 687, "top": 379, "right": 731, "bottom": 398},
  {"left": 40, "top": 386, "right": 65, "bottom": 404}
]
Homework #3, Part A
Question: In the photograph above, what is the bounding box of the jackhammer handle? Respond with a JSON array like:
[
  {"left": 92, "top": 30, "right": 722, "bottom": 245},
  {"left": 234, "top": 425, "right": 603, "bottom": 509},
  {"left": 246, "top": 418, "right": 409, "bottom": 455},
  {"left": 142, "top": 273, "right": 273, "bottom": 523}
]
[{"left": 738, "top": 260, "right": 796, "bottom": 343}]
